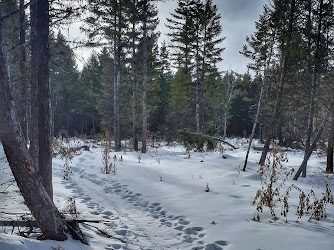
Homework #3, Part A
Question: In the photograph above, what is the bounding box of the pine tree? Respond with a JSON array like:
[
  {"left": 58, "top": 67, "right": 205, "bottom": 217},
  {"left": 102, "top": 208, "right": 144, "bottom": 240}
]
[
  {"left": 83, "top": 0, "right": 128, "bottom": 151},
  {"left": 170, "top": 67, "right": 193, "bottom": 132},
  {"left": 50, "top": 31, "right": 80, "bottom": 136},
  {"left": 166, "top": 0, "right": 224, "bottom": 132}
]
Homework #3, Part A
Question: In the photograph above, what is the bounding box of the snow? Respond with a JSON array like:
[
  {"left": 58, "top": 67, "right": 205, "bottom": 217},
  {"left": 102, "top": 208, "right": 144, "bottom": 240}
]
[{"left": 0, "top": 139, "right": 333, "bottom": 250}]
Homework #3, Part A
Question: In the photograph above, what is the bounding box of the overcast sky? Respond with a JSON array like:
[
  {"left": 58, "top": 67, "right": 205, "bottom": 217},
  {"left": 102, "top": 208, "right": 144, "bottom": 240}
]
[{"left": 71, "top": 0, "right": 269, "bottom": 74}]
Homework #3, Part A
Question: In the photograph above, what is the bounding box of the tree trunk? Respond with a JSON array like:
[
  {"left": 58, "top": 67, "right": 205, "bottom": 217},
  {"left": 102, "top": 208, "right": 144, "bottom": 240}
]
[
  {"left": 293, "top": 102, "right": 333, "bottom": 180},
  {"left": 113, "top": 13, "right": 117, "bottom": 150},
  {"left": 326, "top": 111, "right": 334, "bottom": 173},
  {"left": 113, "top": 0, "right": 121, "bottom": 152},
  {"left": 131, "top": 20, "right": 138, "bottom": 151},
  {"left": 259, "top": 0, "right": 295, "bottom": 166},
  {"left": 142, "top": 0, "right": 148, "bottom": 154},
  {"left": 36, "top": 0, "right": 53, "bottom": 198},
  {"left": 29, "top": 0, "right": 39, "bottom": 168},
  {"left": 243, "top": 73, "right": 266, "bottom": 171},
  {"left": 19, "top": 0, "right": 27, "bottom": 142},
  {"left": 302, "top": 0, "right": 324, "bottom": 177},
  {"left": 195, "top": 30, "right": 200, "bottom": 132},
  {"left": 0, "top": 17, "right": 66, "bottom": 240},
  {"left": 223, "top": 117, "right": 227, "bottom": 138}
]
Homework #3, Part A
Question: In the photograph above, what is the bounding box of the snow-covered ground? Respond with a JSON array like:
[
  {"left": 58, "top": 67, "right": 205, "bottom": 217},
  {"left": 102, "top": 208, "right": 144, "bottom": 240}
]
[{"left": 0, "top": 139, "right": 333, "bottom": 250}]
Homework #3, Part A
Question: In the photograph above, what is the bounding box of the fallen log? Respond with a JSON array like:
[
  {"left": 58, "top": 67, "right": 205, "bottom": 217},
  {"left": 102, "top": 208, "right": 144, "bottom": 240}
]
[
  {"left": 0, "top": 219, "right": 100, "bottom": 245},
  {"left": 0, "top": 220, "right": 38, "bottom": 227},
  {"left": 211, "top": 136, "right": 239, "bottom": 149},
  {"left": 0, "top": 219, "right": 100, "bottom": 227}
]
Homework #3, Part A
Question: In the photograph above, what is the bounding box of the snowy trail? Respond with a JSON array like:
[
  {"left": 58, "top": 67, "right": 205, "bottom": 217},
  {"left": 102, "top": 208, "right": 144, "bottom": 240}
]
[
  {"left": 57, "top": 150, "right": 228, "bottom": 250},
  {"left": 1, "top": 141, "right": 333, "bottom": 250}
]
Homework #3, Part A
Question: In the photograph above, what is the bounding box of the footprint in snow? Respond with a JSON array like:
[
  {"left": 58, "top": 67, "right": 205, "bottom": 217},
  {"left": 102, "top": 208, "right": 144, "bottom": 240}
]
[{"left": 73, "top": 169, "right": 229, "bottom": 249}]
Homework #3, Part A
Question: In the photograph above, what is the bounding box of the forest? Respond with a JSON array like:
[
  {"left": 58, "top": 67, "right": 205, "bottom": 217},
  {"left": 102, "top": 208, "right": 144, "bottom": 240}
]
[{"left": 0, "top": 0, "right": 333, "bottom": 247}]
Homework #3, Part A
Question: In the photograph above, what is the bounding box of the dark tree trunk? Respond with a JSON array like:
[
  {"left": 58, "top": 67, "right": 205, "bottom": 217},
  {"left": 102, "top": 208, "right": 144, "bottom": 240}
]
[
  {"left": 258, "top": 56, "right": 287, "bottom": 165},
  {"left": 142, "top": 0, "right": 148, "bottom": 154},
  {"left": 195, "top": 29, "right": 200, "bottom": 132},
  {"left": 19, "top": 0, "right": 27, "bottom": 142},
  {"left": 326, "top": 112, "right": 334, "bottom": 173},
  {"left": 113, "top": 13, "right": 117, "bottom": 149},
  {"left": 302, "top": 0, "right": 324, "bottom": 177},
  {"left": 29, "top": 0, "right": 39, "bottom": 168},
  {"left": 293, "top": 103, "right": 333, "bottom": 180},
  {"left": 131, "top": 21, "right": 138, "bottom": 151},
  {"left": 243, "top": 72, "right": 266, "bottom": 171},
  {"left": 113, "top": 1, "right": 121, "bottom": 152},
  {"left": 36, "top": 0, "right": 53, "bottom": 198},
  {"left": 259, "top": 0, "right": 295, "bottom": 166},
  {"left": 0, "top": 17, "right": 66, "bottom": 241}
]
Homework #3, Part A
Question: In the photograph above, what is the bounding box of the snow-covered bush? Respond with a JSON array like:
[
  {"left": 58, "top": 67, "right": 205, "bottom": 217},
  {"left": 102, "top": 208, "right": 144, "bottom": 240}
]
[{"left": 178, "top": 128, "right": 215, "bottom": 152}]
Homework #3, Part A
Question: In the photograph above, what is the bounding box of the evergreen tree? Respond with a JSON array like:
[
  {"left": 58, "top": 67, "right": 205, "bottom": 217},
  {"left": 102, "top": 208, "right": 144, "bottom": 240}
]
[
  {"left": 170, "top": 67, "right": 193, "bottom": 133},
  {"left": 166, "top": 0, "right": 224, "bottom": 132},
  {"left": 50, "top": 31, "right": 80, "bottom": 136}
]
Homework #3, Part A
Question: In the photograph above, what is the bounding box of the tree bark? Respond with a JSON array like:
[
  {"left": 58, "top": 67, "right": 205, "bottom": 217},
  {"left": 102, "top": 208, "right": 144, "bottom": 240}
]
[
  {"left": 113, "top": 0, "right": 121, "bottom": 152},
  {"left": 326, "top": 112, "right": 334, "bottom": 173},
  {"left": 243, "top": 73, "right": 266, "bottom": 171},
  {"left": 29, "top": 0, "right": 39, "bottom": 169},
  {"left": 36, "top": 0, "right": 53, "bottom": 199},
  {"left": 0, "top": 18, "right": 66, "bottom": 240},
  {"left": 19, "top": 0, "right": 27, "bottom": 142},
  {"left": 142, "top": 0, "right": 148, "bottom": 154},
  {"left": 259, "top": 0, "right": 295, "bottom": 166},
  {"left": 302, "top": 0, "right": 324, "bottom": 177},
  {"left": 293, "top": 102, "right": 333, "bottom": 180},
  {"left": 195, "top": 29, "right": 200, "bottom": 132},
  {"left": 131, "top": 19, "right": 138, "bottom": 151}
]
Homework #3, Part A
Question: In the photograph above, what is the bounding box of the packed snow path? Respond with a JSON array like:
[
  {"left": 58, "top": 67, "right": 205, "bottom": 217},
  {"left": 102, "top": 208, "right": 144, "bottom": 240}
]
[{"left": 59, "top": 149, "right": 228, "bottom": 250}]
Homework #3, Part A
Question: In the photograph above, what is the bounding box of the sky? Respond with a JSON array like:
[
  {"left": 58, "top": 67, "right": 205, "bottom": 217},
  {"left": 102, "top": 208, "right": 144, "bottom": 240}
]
[
  {"left": 155, "top": 0, "right": 269, "bottom": 74},
  {"left": 71, "top": 0, "right": 269, "bottom": 74}
]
